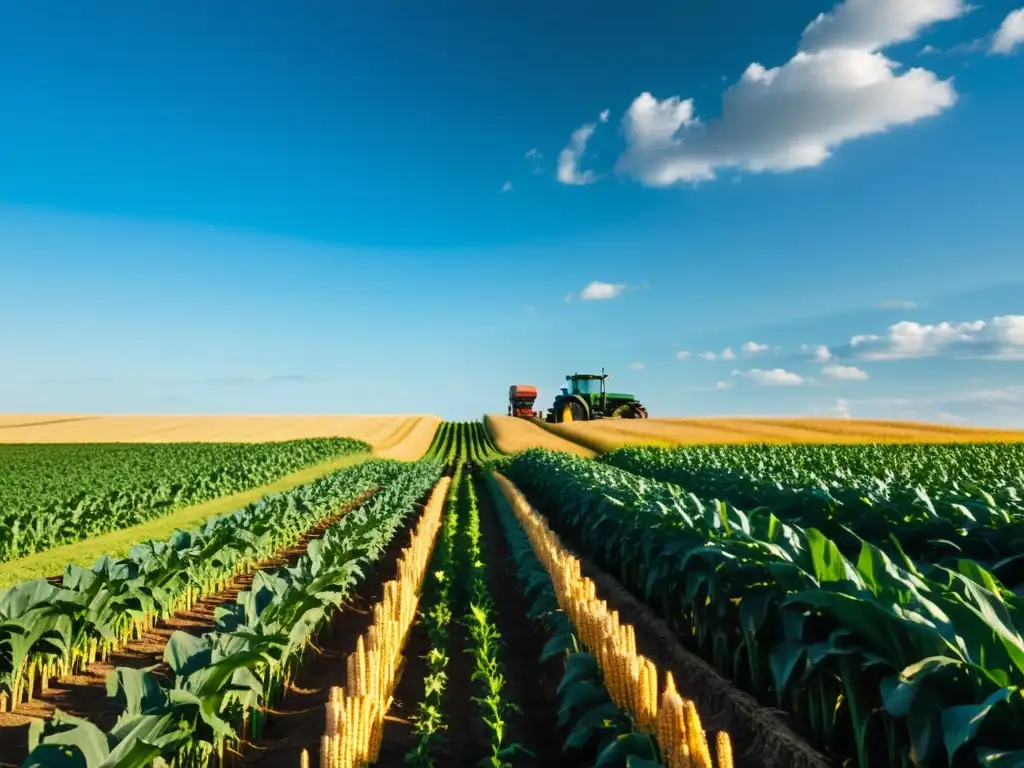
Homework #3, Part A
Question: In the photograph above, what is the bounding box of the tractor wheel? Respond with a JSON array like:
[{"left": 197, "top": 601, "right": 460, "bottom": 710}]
[{"left": 556, "top": 400, "right": 587, "bottom": 422}]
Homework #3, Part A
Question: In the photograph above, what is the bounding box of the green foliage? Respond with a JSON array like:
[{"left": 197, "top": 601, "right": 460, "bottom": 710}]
[
  {"left": 20, "top": 459, "right": 443, "bottom": 767},
  {"left": 406, "top": 465, "right": 463, "bottom": 766},
  {"left": 601, "top": 443, "right": 1024, "bottom": 578},
  {"left": 503, "top": 448, "right": 1024, "bottom": 768},
  {"left": 484, "top": 472, "right": 654, "bottom": 766},
  {"left": 0, "top": 459, "right": 429, "bottom": 725},
  {"left": 0, "top": 438, "right": 369, "bottom": 563}
]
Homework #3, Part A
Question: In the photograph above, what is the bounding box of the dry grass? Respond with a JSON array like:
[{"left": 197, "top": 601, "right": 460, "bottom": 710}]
[
  {"left": 0, "top": 414, "right": 442, "bottom": 458},
  {"left": 483, "top": 415, "right": 596, "bottom": 457},
  {"left": 497, "top": 416, "right": 1024, "bottom": 453}
]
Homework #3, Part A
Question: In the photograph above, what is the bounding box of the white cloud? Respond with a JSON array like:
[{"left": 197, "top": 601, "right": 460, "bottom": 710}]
[
  {"left": 501, "top": 180, "right": 513, "bottom": 193},
  {"left": 937, "top": 411, "right": 968, "bottom": 423},
  {"left": 715, "top": 380, "right": 733, "bottom": 390},
  {"left": 992, "top": 8, "right": 1024, "bottom": 54},
  {"left": 802, "top": 343, "right": 833, "bottom": 362},
  {"left": 848, "top": 315, "right": 1024, "bottom": 360},
  {"left": 628, "top": 361, "right": 645, "bottom": 370},
  {"left": 557, "top": 123, "right": 599, "bottom": 185},
  {"left": 579, "top": 281, "right": 627, "bottom": 300},
  {"left": 821, "top": 363, "right": 870, "bottom": 380},
  {"left": 675, "top": 350, "right": 691, "bottom": 360},
  {"left": 524, "top": 148, "right": 542, "bottom": 161},
  {"left": 615, "top": 0, "right": 961, "bottom": 186},
  {"left": 733, "top": 368, "right": 806, "bottom": 386},
  {"left": 699, "top": 351, "right": 717, "bottom": 361},
  {"left": 877, "top": 299, "right": 922, "bottom": 309},
  {"left": 829, "top": 398, "right": 853, "bottom": 418},
  {"left": 599, "top": 108, "right": 610, "bottom": 122},
  {"left": 742, "top": 341, "right": 771, "bottom": 354},
  {"left": 563, "top": 293, "right": 574, "bottom": 303},
  {"left": 721, "top": 347, "right": 737, "bottom": 360},
  {"left": 800, "top": 0, "right": 969, "bottom": 53}
]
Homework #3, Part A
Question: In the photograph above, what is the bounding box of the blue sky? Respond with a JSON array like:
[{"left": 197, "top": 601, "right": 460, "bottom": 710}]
[{"left": 1, "top": 0, "right": 1022, "bottom": 424}]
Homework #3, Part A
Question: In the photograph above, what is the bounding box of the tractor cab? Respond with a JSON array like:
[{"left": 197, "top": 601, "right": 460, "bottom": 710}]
[{"left": 566, "top": 373, "right": 607, "bottom": 398}]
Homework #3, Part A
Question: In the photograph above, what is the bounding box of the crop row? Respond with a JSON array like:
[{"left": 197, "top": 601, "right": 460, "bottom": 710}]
[
  {"left": 424, "top": 421, "right": 502, "bottom": 466},
  {"left": 23, "top": 460, "right": 444, "bottom": 765},
  {"left": 492, "top": 471, "right": 734, "bottom": 767},
  {"left": 497, "top": 448, "right": 1024, "bottom": 768},
  {"left": 311, "top": 475, "right": 451, "bottom": 767},
  {"left": 602, "top": 443, "right": 1024, "bottom": 580},
  {"left": 0, "top": 438, "right": 369, "bottom": 563},
  {"left": 0, "top": 458, "right": 418, "bottom": 715}
]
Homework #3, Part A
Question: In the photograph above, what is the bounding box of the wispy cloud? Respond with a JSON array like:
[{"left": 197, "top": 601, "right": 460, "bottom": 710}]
[
  {"left": 802, "top": 343, "right": 833, "bottom": 362},
  {"left": 501, "top": 180, "right": 513, "bottom": 193},
  {"left": 741, "top": 341, "right": 771, "bottom": 354},
  {"left": 628, "top": 361, "right": 645, "bottom": 370},
  {"left": 821, "top": 363, "right": 870, "bottom": 380},
  {"left": 877, "top": 299, "right": 923, "bottom": 309},
  {"left": 675, "top": 350, "right": 691, "bottom": 360},
  {"left": 557, "top": 124, "right": 599, "bottom": 185},
  {"left": 732, "top": 368, "right": 805, "bottom": 386},
  {"left": 209, "top": 374, "right": 329, "bottom": 386}
]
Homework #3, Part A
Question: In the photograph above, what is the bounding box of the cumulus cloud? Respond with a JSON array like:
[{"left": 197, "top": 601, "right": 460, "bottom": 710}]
[
  {"left": 578, "top": 281, "right": 627, "bottom": 300},
  {"left": 742, "top": 341, "right": 771, "bottom": 354},
  {"left": 676, "top": 350, "right": 691, "bottom": 360},
  {"left": 615, "top": 0, "right": 962, "bottom": 186},
  {"left": 821, "top": 363, "right": 870, "bottom": 380},
  {"left": 802, "top": 344, "right": 833, "bottom": 362},
  {"left": 800, "top": 0, "right": 969, "bottom": 52},
  {"left": 721, "top": 347, "right": 736, "bottom": 360},
  {"left": 501, "top": 180, "right": 513, "bottom": 193},
  {"left": 699, "top": 351, "right": 718, "bottom": 361},
  {"left": 733, "top": 368, "right": 806, "bottom": 386},
  {"left": 847, "top": 315, "right": 1024, "bottom": 360},
  {"left": 992, "top": 8, "right": 1024, "bottom": 54},
  {"left": 698, "top": 346, "right": 737, "bottom": 360},
  {"left": 599, "top": 109, "right": 610, "bottom": 122}
]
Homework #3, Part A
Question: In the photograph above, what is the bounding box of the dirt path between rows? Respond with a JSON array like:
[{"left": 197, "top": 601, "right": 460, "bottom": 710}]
[
  {"left": 473, "top": 468, "right": 580, "bottom": 767},
  {"left": 0, "top": 489, "right": 378, "bottom": 768}
]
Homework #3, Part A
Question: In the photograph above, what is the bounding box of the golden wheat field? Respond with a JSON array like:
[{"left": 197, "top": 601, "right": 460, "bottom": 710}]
[
  {"left": 483, "top": 415, "right": 597, "bottom": 457},
  {"left": 0, "top": 414, "right": 442, "bottom": 459},
  {"left": 536, "top": 416, "right": 1024, "bottom": 453}
]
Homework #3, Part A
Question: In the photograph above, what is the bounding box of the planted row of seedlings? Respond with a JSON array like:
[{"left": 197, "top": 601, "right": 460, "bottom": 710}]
[
  {"left": 305, "top": 475, "right": 452, "bottom": 767},
  {"left": 0, "top": 458, "right": 412, "bottom": 717},
  {"left": 491, "top": 472, "right": 734, "bottom": 767},
  {"left": 18, "top": 460, "right": 444, "bottom": 765}
]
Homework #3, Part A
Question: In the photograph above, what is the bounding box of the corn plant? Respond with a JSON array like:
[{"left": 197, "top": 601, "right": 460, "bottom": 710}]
[
  {"left": 498, "top": 448, "right": 1024, "bottom": 768},
  {"left": 483, "top": 472, "right": 654, "bottom": 764},
  {"left": 0, "top": 459, "right": 416, "bottom": 716},
  {"left": 23, "top": 460, "right": 443, "bottom": 766},
  {"left": 0, "top": 438, "right": 369, "bottom": 563},
  {"left": 405, "top": 465, "right": 463, "bottom": 766},
  {"left": 601, "top": 444, "right": 1024, "bottom": 580}
]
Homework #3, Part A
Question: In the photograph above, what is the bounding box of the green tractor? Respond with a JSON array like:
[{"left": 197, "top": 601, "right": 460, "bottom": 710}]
[{"left": 545, "top": 368, "right": 649, "bottom": 423}]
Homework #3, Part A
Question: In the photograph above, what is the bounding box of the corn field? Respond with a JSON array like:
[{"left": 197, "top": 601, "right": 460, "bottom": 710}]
[{"left": 2, "top": 421, "right": 1022, "bottom": 767}]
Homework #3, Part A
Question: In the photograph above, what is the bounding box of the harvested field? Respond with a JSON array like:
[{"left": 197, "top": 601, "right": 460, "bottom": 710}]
[
  {"left": 0, "top": 414, "right": 442, "bottom": 457},
  {"left": 483, "top": 414, "right": 596, "bottom": 456},
  {"left": 531, "top": 416, "right": 1024, "bottom": 452}
]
